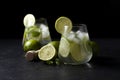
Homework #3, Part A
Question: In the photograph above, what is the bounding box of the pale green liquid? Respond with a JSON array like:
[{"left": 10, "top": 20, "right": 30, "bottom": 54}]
[{"left": 58, "top": 31, "right": 93, "bottom": 65}]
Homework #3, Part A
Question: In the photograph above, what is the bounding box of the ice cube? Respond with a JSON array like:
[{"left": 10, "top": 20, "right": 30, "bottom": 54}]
[
  {"left": 73, "top": 38, "right": 80, "bottom": 44},
  {"left": 76, "top": 31, "right": 89, "bottom": 40},
  {"left": 40, "top": 24, "right": 48, "bottom": 31},
  {"left": 66, "top": 31, "right": 75, "bottom": 41},
  {"left": 42, "top": 30, "right": 50, "bottom": 39},
  {"left": 40, "top": 24, "right": 50, "bottom": 39},
  {"left": 76, "top": 31, "right": 83, "bottom": 39}
]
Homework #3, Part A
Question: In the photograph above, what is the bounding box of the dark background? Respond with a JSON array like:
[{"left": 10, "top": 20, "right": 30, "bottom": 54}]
[
  {"left": 1, "top": 0, "right": 120, "bottom": 39},
  {"left": 1, "top": 1, "right": 120, "bottom": 80}
]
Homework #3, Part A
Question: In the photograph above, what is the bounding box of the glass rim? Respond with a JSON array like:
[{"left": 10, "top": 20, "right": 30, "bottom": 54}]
[{"left": 72, "top": 24, "right": 88, "bottom": 32}]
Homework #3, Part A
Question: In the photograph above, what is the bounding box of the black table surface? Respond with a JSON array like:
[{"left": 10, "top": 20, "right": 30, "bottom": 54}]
[{"left": 0, "top": 38, "right": 120, "bottom": 80}]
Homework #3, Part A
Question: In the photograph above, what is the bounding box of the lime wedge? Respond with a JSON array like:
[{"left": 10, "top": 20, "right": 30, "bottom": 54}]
[
  {"left": 38, "top": 41, "right": 59, "bottom": 61},
  {"left": 58, "top": 37, "right": 70, "bottom": 57},
  {"left": 23, "top": 14, "right": 35, "bottom": 28},
  {"left": 27, "top": 26, "right": 41, "bottom": 37},
  {"left": 88, "top": 41, "right": 99, "bottom": 57},
  {"left": 55, "top": 16, "right": 72, "bottom": 35},
  {"left": 70, "top": 42, "right": 83, "bottom": 62},
  {"left": 82, "top": 37, "right": 92, "bottom": 53}
]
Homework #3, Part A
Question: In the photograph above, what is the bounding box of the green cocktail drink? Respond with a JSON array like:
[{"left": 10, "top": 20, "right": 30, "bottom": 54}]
[
  {"left": 58, "top": 24, "right": 93, "bottom": 65},
  {"left": 22, "top": 14, "right": 51, "bottom": 52}
]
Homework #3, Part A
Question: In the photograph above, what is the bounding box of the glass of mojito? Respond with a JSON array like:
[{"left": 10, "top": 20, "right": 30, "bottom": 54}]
[
  {"left": 58, "top": 24, "right": 93, "bottom": 65},
  {"left": 22, "top": 14, "right": 51, "bottom": 52}
]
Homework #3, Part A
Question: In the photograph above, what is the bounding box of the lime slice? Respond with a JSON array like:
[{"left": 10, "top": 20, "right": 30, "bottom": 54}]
[
  {"left": 55, "top": 16, "right": 72, "bottom": 35},
  {"left": 38, "top": 41, "right": 59, "bottom": 61},
  {"left": 70, "top": 42, "right": 84, "bottom": 62},
  {"left": 23, "top": 39, "right": 41, "bottom": 52},
  {"left": 82, "top": 37, "right": 92, "bottom": 53},
  {"left": 58, "top": 37, "right": 70, "bottom": 57},
  {"left": 27, "top": 26, "right": 41, "bottom": 37},
  {"left": 23, "top": 14, "right": 35, "bottom": 28},
  {"left": 70, "top": 38, "right": 93, "bottom": 63}
]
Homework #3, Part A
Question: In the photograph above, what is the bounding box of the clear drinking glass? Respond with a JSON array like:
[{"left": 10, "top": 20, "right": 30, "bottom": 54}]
[
  {"left": 22, "top": 18, "right": 51, "bottom": 46},
  {"left": 35, "top": 18, "right": 52, "bottom": 45},
  {"left": 58, "top": 24, "right": 93, "bottom": 65}
]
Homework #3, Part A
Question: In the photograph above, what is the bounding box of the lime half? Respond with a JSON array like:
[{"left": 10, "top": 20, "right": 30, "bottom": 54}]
[
  {"left": 38, "top": 41, "right": 59, "bottom": 61},
  {"left": 55, "top": 16, "right": 72, "bottom": 35},
  {"left": 23, "top": 39, "right": 40, "bottom": 52},
  {"left": 23, "top": 14, "right": 35, "bottom": 28},
  {"left": 58, "top": 37, "right": 70, "bottom": 57}
]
